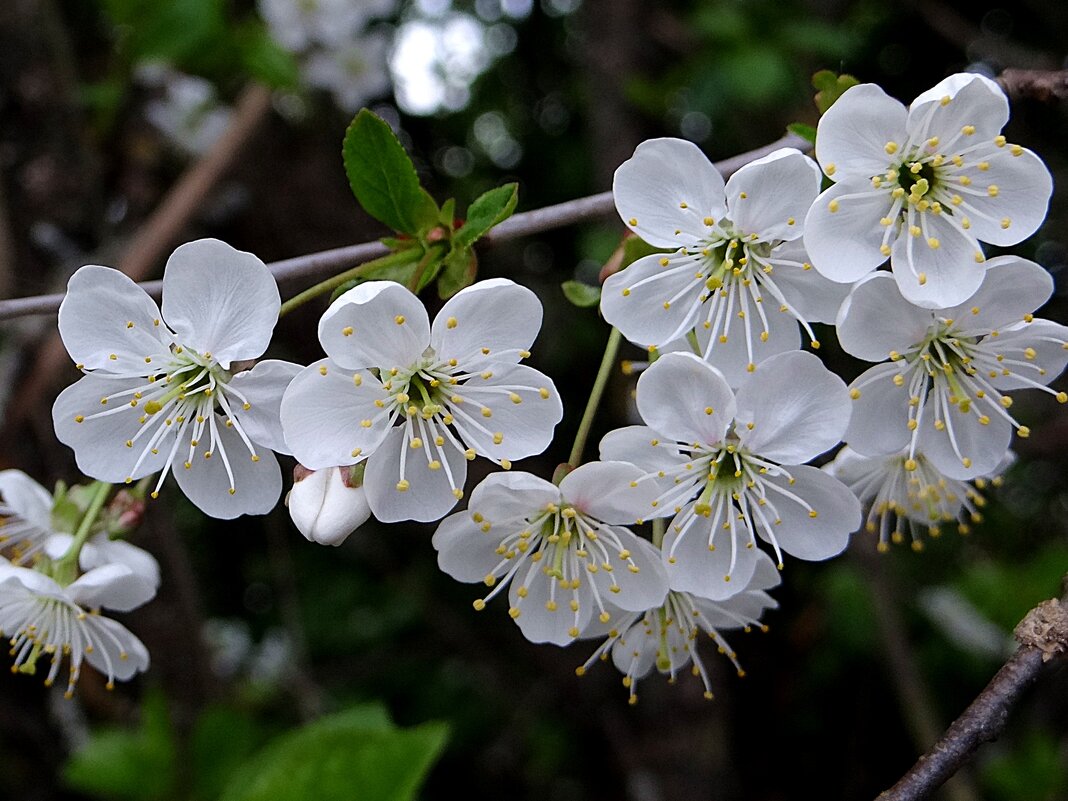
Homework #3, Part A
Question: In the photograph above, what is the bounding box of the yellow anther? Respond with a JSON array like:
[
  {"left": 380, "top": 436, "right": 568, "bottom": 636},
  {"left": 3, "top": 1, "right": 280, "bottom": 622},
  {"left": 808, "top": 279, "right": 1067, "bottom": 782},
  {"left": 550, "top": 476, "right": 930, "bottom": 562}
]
[
  {"left": 926, "top": 136, "right": 939, "bottom": 148},
  {"left": 472, "top": 599, "right": 486, "bottom": 611},
  {"left": 918, "top": 273, "right": 927, "bottom": 285},
  {"left": 481, "top": 407, "right": 492, "bottom": 418},
  {"left": 1010, "top": 144, "right": 1023, "bottom": 157},
  {"left": 492, "top": 432, "right": 504, "bottom": 445},
  {"left": 396, "top": 479, "right": 411, "bottom": 491},
  {"left": 927, "top": 237, "right": 940, "bottom": 249},
  {"left": 849, "top": 388, "right": 861, "bottom": 400},
  {"left": 880, "top": 244, "right": 891, "bottom": 256},
  {"left": 319, "top": 365, "right": 328, "bottom": 376},
  {"left": 409, "top": 437, "right": 423, "bottom": 449},
  {"left": 360, "top": 419, "right": 372, "bottom": 428},
  {"left": 987, "top": 185, "right": 999, "bottom": 197},
  {"left": 962, "top": 125, "right": 975, "bottom": 136},
  {"left": 395, "top": 315, "right": 406, "bottom": 325},
  {"left": 994, "top": 135, "right": 1006, "bottom": 147},
  {"left": 825, "top": 163, "right": 836, "bottom": 176},
  {"left": 904, "top": 458, "right": 918, "bottom": 472},
  {"left": 658, "top": 257, "right": 670, "bottom": 267},
  {"left": 828, "top": 199, "right": 840, "bottom": 213},
  {"left": 341, "top": 326, "right": 353, "bottom": 336},
  {"left": 884, "top": 141, "right": 898, "bottom": 154}
]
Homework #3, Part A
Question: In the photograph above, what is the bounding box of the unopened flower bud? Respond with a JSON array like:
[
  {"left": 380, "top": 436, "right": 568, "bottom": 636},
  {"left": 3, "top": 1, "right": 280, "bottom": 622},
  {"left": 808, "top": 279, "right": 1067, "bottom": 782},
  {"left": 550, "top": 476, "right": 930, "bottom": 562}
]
[{"left": 286, "top": 465, "right": 370, "bottom": 547}]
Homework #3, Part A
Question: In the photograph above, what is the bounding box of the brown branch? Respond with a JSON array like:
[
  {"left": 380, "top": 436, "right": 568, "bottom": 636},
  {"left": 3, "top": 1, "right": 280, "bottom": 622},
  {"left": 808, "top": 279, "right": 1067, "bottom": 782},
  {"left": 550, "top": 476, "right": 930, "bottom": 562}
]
[
  {"left": 996, "top": 69, "right": 1068, "bottom": 102},
  {"left": 878, "top": 594, "right": 1068, "bottom": 801},
  {"left": 0, "top": 131, "right": 807, "bottom": 323}
]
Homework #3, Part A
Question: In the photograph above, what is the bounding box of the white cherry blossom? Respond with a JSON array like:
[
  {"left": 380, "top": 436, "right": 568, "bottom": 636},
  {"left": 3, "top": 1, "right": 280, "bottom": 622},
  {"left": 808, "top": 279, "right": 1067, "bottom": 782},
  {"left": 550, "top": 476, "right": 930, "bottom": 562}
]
[
  {"left": 432, "top": 464, "right": 669, "bottom": 646},
  {"left": 52, "top": 239, "right": 299, "bottom": 519},
  {"left": 838, "top": 257, "right": 1068, "bottom": 480},
  {"left": 600, "top": 351, "right": 860, "bottom": 597},
  {"left": 577, "top": 551, "right": 780, "bottom": 704},
  {"left": 0, "top": 561, "right": 152, "bottom": 695},
  {"left": 258, "top": 0, "right": 397, "bottom": 52},
  {"left": 602, "top": 138, "right": 850, "bottom": 386},
  {"left": 805, "top": 73, "right": 1053, "bottom": 308},
  {"left": 286, "top": 464, "right": 371, "bottom": 546},
  {"left": 0, "top": 470, "right": 61, "bottom": 565},
  {"left": 281, "top": 279, "right": 563, "bottom": 523}
]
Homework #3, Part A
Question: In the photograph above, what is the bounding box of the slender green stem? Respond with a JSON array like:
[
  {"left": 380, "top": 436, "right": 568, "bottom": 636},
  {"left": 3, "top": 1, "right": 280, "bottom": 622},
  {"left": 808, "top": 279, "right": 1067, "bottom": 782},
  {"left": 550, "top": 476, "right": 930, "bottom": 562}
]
[
  {"left": 54, "top": 481, "right": 112, "bottom": 582},
  {"left": 406, "top": 247, "right": 440, "bottom": 294},
  {"left": 278, "top": 248, "right": 422, "bottom": 317},
  {"left": 568, "top": 326, "right": 622, "bottom": 469},
  {"left": 652, "top": 518, "right": 665, "bottom": 550}
]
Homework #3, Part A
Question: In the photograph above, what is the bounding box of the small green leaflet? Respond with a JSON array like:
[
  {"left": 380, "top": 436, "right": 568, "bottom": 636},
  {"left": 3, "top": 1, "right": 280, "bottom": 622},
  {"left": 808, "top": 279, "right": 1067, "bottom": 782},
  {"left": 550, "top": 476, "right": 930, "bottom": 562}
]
[
  {"left": 343, "top": 109, "right": 440, "bottom": 237},
  {"left": 561, "top": 281, "right": 601, "bottom": 308},
  {"left": 455, "top": 183, "right": 518, "bottom": 249},
  {"left": 812, "top": 70, "right": 859, "bottom": 115},
  {"left": 787, "top": 122, "right": 817, "bottom": 144}
]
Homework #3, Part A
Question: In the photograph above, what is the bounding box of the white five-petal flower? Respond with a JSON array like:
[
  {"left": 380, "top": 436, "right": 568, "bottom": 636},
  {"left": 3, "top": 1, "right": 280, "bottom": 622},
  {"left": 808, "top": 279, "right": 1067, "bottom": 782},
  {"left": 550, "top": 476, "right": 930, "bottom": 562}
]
[
  {"left": 0, "top": 561, "right": 152, "bottom": 695},
  {"left": 602, "top": 138, "right": 849, "bottom": 385},
  {"left": 280, "top": 279, "right": 563, "bottom": 523},
  {"left": 805, "top": 73, "right": 1053, "bottom": 308},
  {"left": 601, "top": 351, "right": 861, "bottom": 597},
  {"left": 52, "top": 239, "right": 299, "bottom": 519},
  {"left": 432, "top": 464, "right": 669, "bottom": 646},
  {"left": 838, "top": 257, "right": 1068, "bottom": 480},
  {"left": 577, "top": 551, "right": 780, "bottom": 704},
  {"left": 0, "top": 470, "right": 62, "bottom": 565}
]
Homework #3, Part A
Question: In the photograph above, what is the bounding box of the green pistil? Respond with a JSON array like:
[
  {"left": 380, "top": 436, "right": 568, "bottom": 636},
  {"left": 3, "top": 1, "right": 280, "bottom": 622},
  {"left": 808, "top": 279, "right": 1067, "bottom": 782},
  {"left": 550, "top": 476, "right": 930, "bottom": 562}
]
[
  {"left": 897, "top": 160, "right": 938, "bottom": 197},
  {"left": 408, "top": 373, "right": 441, "bottom": 416},
  {"left": 547, "top": 519, "right": 572, "bottom": 580}
]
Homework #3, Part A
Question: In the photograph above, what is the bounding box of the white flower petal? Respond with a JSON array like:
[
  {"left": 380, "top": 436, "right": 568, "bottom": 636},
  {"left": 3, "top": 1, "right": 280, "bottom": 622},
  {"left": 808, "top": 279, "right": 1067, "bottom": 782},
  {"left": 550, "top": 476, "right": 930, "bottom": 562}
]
[
  {"left": 758, "top": 466, "right": 859, "bottom": 561},
  {"left": 837, "top": 273, "right": 935, "bottom": 361},
  {"left": 725, "top": 148, "right": 822, "bottom": 242},
  {"left": 944, "top": 256, "right": 1053, "bottom": 333},
  {"left": 589, "top": 527, "right": 668, "bottom": 612},
  {"left": 362, "top": 426, "right": 468, "bottom": 523},
  {"left": 843, "top": 364, "right": 912, "bottom": 456},
  {"left": 761, "top": 241, "right": 851, "bottom": 324},
  {"left": 804, "top": 180, "right": 895, "bottom": 283},
  {"left": 431, "top": 278, "right": 542, "bottom": 369},
  {"left": 83, "top": 614, "right": 150, "bottom": 680},
  {"left": 610, "top": 619, "right": 658, "bottom": 679},
  {"left": 599, "top": 425, "right": 683, "bottom": 472},
  {"left": 947, "top": 147, "right": 1051, "bottom": 246},
  {"left": 67, "top": 563, "right": 155, "bottom": 612},
  {"left": 172, "top": 423, "right": 283, "bottom": 519},
  {"left": 432, "top": 511, "right": 515, "bottom": 583},
  {"left": 735, "top": 351, "right": 851, "bottom": 464},
  {"left": 280, "top": 359, "right": 392, "bottom": 470},
  {"left": 318, "top": 281, "right": 430, "bottom": 371},
  {"left": 613, "top": 138, "right": 726, "bottom": 249},
  {"left": 636, "top": 352, "right": 735, "bottom": 446},
  {"left": 662, "top": 513, "right": 760, "bottom": 601},
  {"left": 559, "top": 461, "right": 655, "bottom": 525},
  {"left": 80, "top": 536, "right": 161, "bottom": 590},
  {"left": 468, "top": 471, "right": 560, "bottom": 523},
  {"left": 601, "top": 252, "right": 704, "bottom": 349},
  {"left": 918, "top": 403, "right": 1012, "bottom": 481},
  {"left": 892, "top": 211, "right": 984, "bottom": 308},
  {"left": 987, "top": 320, "right": 1068, "bottom": 391},
  {"left": 694, "top": 296, "right": 803, "bottom": 388},
  {"left": 161, "top": 239, "right": 280, "bottom": 368},
  {"left": 58, "top": 265, "right": 171, "bottom": 371},
  {"left": 815, "top": 83, "right": 907, "bottom": 177},
  {"left": 53, "top": 374, "right": 172, "bottom": 482},
  {"left": 0, "top": 470, "right": 54, "bottom": 530},
  {"left": 450, "top": 364, "right": 563, "bottom": 461},
  {"left": 228, "top": 359, "right": 303, "bottom": 454},
  {"left": 909, "top": 73, "right": 1008, "bottom": 146},
  {"left": 509, "top": 569, "right": 592, "bottom": 646}
]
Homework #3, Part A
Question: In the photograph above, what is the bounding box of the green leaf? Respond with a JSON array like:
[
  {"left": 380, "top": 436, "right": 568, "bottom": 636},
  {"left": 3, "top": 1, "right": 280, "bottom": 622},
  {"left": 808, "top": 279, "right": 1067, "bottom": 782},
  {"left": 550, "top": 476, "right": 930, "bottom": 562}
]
[
  {"left": 102, "top": 0, "right": 228, "bottom": 65},
  {"left": 454, "top": 183, "right": 518, "bottom": 248},
  {"left": 439, "top": 197, "right": 456, "bottom": 227},
  {"left": 813, "top": 71, "right": 860, "bottom": 115},
  {"left": 438, "top": 248, "right": 478, "bottom": 299},
  {"left": 64, "top": 690, "right": 176, "bottom": 801},
  {"left": 189, "top": 707, "right": 262, "bottom": 801},
  {"left": 561, "top": 281, "right": 601, "bottom": 308},
  {"left": 235, "top": 23, "right": 300, "bottom": 89},
  {"left": 787, "top": 122, "right": 817, "bottom": 143},
  {"left": 342, "top": 110, "right": 440, "bottom": 236},
  {"left": 219, "top": 707, "right": 447, "bottom": 801},
  {"left": 621, "top": 235, "right": 667, "bottom": 269}
]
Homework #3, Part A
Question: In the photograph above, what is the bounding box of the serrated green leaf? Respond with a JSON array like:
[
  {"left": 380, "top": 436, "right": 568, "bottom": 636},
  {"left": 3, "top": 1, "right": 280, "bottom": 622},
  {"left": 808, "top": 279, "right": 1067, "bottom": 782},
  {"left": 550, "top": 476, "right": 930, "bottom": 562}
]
[
  {"left": 64, "top": 690, "right": 176, "bottom": 801},
  {"left": 218, "top": 707, "right": 446, "bottom": 801},
  {"left": 439, "top": 197, "right": 456, "bottom": 226},
  {"left": 787, "top": 122, "right": 817, "bottom": 143},
  {"left": 342, "top": 110, "right": 440, "bottom": 236},
  {"left": 561, "top": 281, "right": 601, "bottom": 308},
  {"left": 455, "top": 183, "right": 518, "bottom": 248},
  {"left": 438, "top": 248, "right": 478, "bottom": 299}
]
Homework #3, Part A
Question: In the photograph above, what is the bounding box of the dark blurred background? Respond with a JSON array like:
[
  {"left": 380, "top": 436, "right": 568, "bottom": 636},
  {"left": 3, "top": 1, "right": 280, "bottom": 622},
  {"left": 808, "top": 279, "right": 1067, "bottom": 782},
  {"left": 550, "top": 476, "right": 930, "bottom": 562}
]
[{"left": 1, "top": 0, "right": 1067, "bottom": 799}]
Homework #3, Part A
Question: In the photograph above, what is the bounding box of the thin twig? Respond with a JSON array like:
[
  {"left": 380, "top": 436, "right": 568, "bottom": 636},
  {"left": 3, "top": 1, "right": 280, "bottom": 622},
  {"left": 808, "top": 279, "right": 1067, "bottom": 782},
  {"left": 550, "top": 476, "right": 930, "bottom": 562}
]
[
  {"left": 878, "top": 594, "right": 1068, "bottom": 801},
  {"left": 997, "top": 69, "right": 1068, "bottom": 102},
  {"left": 0, "top": 132, "right": 808, "bottom": 322}
]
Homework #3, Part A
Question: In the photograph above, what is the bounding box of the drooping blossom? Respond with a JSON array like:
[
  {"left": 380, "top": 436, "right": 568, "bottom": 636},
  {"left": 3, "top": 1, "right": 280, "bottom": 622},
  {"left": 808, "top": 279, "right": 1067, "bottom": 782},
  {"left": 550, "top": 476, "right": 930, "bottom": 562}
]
[
  {"left": 432, "top": 464, "right": 669, "bottom": 645},
  {"left": 52, "top": 239, "right": 300, "bottom": 519},
  {"left": 577, "top": 551, "right": 780, "bottom": 704},
  {"left": 601, "top": 138, "right": 851, "bottom": 385},
  {"left": 281, "top": 279, "right": 563, "bottom": 523},
  {"left": 805, "top": 73, "right": 1052, "bottom": 308}
]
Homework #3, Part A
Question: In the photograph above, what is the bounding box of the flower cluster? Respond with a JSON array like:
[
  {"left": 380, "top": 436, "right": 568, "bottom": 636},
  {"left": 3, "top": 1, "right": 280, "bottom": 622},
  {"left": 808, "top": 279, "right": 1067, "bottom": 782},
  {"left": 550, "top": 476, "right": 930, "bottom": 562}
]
[{"left": 21, "top": 71, "right": 1063, "bottom": 702}]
